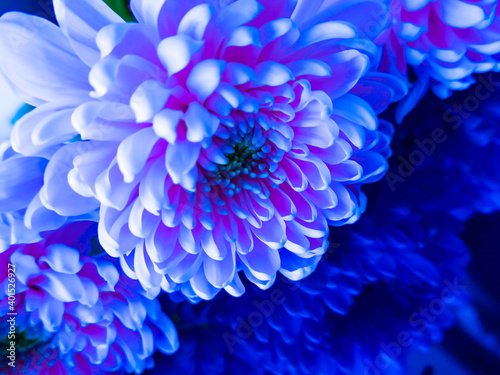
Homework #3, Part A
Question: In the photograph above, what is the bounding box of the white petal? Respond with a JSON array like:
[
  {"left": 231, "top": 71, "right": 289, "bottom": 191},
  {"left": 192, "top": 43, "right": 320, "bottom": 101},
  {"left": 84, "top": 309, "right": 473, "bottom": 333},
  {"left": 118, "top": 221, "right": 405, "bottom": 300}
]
[
  {"left": 130, "top": 80, "right": 170, "bottom": 123},
  {"left": 117, "top": 127, "right": 159, "bottom": 183},
  {"left": 186, "top": 59, "right": 226, "bottom": 103},
  {"left": 0, "top": 12, "right": 91, "bottom": 105},
  {"left": 53, "top": 0, "right": 123, "bottom": 66},
  {"left": 157, "top": 35, "right": 204, "bottom": 75}
]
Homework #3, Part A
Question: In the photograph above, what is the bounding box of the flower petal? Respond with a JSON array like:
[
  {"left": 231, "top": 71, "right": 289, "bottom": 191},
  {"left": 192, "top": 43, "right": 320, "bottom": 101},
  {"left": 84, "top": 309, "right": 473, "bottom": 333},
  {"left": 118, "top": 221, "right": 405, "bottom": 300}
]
[
  {"left": 53, "top": 0, "right": 124, "bottom": 66},
  {"left": 157, "top": 35, "right": 204, "bottom": 76},
  {"left": 241, "top": 240, "right": 280, "bottom": 281},
  {"left": 184, "top": 101, "right": 221, "bottom": 142},
  {"left": 40, "top": 244, "right": 83, "bottom": 274},
  {"left": 40, "top": 143, "right": 100, "bottom": 216},
  {"left": 186, "top": 59, "right": 226, "bottom": 103},
  {"left": 165, "top": 141, "right": 200, "bottom": 184},
  {"left": 0, "top": 12, "right": 91, "bottom": 105},
  {"left": 0, "top": 156, "right": 47, "bottom": 213},
  {"left": 178, "top": 3, "right": 215, "bottom": 40},
  {"left": 117, "top": 127, "right": 159, "bottom": 183},
  {"left": 39, "top": 270, "right": 85, "bottom": 302},
  {"left": 39, "top": 298, "right": 65, "bottom": 332},
  {"left": 130, "top": 80, "right": 170, "bottom": 123}
]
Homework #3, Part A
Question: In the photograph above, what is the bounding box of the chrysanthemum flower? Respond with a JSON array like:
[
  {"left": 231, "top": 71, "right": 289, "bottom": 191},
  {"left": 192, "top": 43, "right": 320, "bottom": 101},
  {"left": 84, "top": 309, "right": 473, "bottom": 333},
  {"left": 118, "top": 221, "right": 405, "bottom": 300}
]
[
  {"left": 377, "top": 0, "right": 500, "bottom": 116},
  {"left": 0, "top": 221, "right": 178, "bottom": 375},
  {"left": 0, "top": 0, "right": 403, "bottom": 300}
]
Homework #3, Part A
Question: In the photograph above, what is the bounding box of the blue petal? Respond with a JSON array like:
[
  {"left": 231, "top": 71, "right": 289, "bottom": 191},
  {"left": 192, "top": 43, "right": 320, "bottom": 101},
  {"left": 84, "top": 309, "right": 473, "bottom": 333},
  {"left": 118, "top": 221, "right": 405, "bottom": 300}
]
[
  {"left": 157, "top": 35, "right": 204, "bottom": 75},
  {"left": 216, "top": 0, "right": 264, "bottom": 33},
  {"left": 184, "top": 102, "right": 221, "bottom": 142},
  {"left": 130, "top": 80, "right": 170, "bottom": 123},
  {"left": 165, "top": 141, "right": 200, "bottom": 184},
  {"left": 117, "top": 127, "right": 159, "bottom": 183},
  {"left": 0, "top": 12, "right": 91, "bottom": 105},
  {"left": 10, "top": 251, "right": 40, "bottom": 285},
  {"left": 39, "top": 244, "right": 83, "bottom": 274},
  {"left": 255, "top": 61, "right": 294, "bottom": 86},
  {"left": 178, "top": 4, "right": 215, "bottom": 40},
  {"left": 39, "top": 297, "right": 65, "bottom": 332},
  {"left": 40, "top": 143, "right": 100, "bottom": 216},
  {"left": 0, "top": 156, "right": 47, "bottom": 213},
  {"left": 39, "top": 270, "right": 85, "bottom": 302}
]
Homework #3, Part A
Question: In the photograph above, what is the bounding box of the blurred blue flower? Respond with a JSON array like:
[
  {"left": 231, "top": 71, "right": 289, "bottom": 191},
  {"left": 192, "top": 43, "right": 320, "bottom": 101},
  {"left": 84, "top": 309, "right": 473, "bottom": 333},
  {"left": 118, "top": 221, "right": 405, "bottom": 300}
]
[
  {"left": 0, "top": 221, "right": 178, "bottom": 375},
  {"left": 0, "top": 0, "right": 405, "bottom": 301}
]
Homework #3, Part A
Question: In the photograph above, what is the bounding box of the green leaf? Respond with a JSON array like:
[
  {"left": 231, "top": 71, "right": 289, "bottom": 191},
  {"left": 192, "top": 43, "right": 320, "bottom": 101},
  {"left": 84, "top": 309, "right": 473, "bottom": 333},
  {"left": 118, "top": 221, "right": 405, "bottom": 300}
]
[{"left": 102, "top": 0, "right": 136, "bottom": 22}]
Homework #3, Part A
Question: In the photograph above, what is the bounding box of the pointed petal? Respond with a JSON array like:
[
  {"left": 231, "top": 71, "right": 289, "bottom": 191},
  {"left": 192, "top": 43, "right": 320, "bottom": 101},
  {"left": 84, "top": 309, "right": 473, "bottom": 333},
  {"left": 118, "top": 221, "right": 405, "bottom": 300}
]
[{"left": 39, "top": 270, "right": 85, "bottom": 302}]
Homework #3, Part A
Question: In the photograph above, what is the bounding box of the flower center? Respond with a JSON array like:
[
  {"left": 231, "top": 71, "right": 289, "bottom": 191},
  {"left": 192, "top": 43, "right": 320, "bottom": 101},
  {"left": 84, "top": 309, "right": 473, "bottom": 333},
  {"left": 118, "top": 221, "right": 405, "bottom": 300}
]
[{"left": 202, "top": 119, "right": 284, "bottom": 199}]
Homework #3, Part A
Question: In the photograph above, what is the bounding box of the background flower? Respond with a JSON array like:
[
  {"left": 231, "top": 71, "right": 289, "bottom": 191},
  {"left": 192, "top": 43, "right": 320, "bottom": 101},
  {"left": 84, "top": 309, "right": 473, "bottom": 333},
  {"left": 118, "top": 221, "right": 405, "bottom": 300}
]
[
  {"left": 0, "top": 221, "right": 178, "bottom": 375},
  {"left": 376, "top": 0, "right": 500, "bottom": 120},
  {"left": 2, "top": 2, "right": 500, "bottom": 375}
]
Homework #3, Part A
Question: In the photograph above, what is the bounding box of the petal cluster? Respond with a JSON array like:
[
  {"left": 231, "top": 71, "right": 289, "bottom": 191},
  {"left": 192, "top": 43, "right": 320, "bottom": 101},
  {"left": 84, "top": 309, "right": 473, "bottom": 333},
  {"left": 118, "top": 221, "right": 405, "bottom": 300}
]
[
  {"left": 0, "top": 221, "right": 178, "bottom": 375},
  {"left": 378, "top": 0, "right": 500, "bottom": 99}
]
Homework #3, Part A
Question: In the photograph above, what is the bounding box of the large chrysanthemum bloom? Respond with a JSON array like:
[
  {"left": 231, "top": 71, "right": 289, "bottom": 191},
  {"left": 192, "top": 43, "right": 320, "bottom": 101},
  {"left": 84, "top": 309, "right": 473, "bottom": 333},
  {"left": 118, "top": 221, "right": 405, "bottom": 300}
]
[
  {"left": 0, "top": 0, "right": 403, "bottom": 300},
  {"left": 0, "top": 221, "right": 178, "bottom": 375},
  {"left": 376, "top": 0, "right": 500, "bottom": 119}
]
